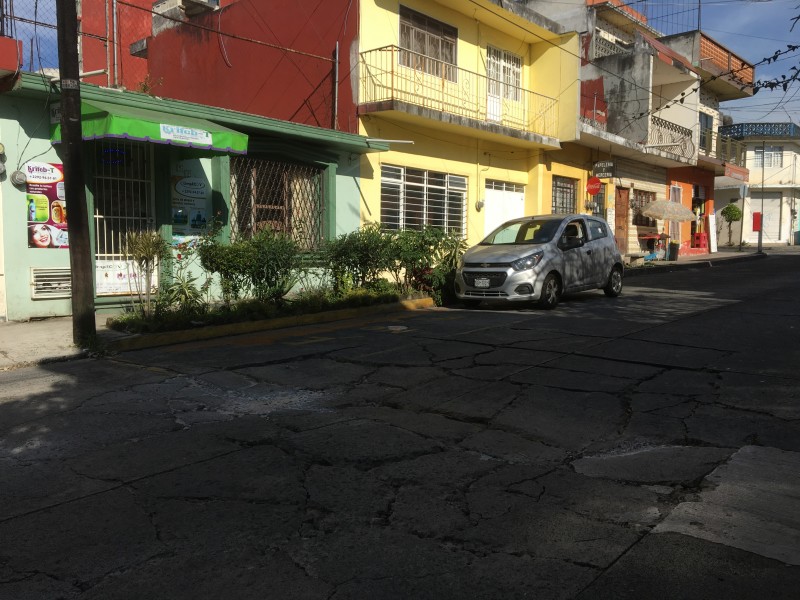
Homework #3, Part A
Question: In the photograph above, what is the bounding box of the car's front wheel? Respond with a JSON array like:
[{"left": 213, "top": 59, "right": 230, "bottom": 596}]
[
  {"left": 537, "top": 273, "right": 561, "bottom": 309},
  {"left": 603, "top": 266, "right": 623, "bottom": 297}
]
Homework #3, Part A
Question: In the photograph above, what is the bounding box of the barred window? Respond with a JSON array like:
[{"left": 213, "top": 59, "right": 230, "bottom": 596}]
[
  {"left": 589, "top": 183, "right": 606, "bottom": 217},
  {"left": 380, "top": 165, "right": 466, "bottom": 234},
  {"left": 552, "top": 176, "right": 577, "bottom": 214},
  {"left": 399, "top": 5, "right": 457, "bottom": 82},
  {"left": 230, "top": 157, "right": 324, "bottom": 251},
  {"left": 754, "top": 146, "right": 783, "bottom": 168},
  {"left": 632, "top": 190, "right": 657, "bottom": 227}
]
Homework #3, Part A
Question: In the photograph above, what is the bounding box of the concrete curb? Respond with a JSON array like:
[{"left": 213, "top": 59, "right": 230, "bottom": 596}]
[
  {"left": 104, "top": 297, "right": 436, "bottom": 352},
  {"left": 624, "top": 251, "right": 768, "bottom": 278}
]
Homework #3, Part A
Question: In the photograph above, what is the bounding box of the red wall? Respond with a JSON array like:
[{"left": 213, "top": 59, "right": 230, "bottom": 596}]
[{"left": 80, "top": 0, "right": 359, "bottom": 133}]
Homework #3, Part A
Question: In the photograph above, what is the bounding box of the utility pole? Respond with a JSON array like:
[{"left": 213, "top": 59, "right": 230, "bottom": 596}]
[
  {"left": 758, "top": 140, "right": 765, "bottom": 254},
  {"left": 56, "top": 0, "right": 96, "bottom": 345}
]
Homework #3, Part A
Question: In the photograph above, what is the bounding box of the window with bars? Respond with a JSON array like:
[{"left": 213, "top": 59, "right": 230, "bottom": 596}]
[
  {"left": 487, "top": 46, "right": 522, "bottom": 102},
  {"left": 92, "top": 140, "right": 155, "bottom": 261},
  {"left": 754, "top": 146, "right": 783, "bottom": 168},
  {"left": 551, "top": 176, "right": 577, "bottom": 214},
  {"left": 589, "top": 183, "right": 606, "bottom": 217},
  {"left": 380, "top": 165, "right": 467, "bottom": 234},
  {"left": 399, "top": 5, "right": 457, "bottom": 82},
  {"left": 230, "top": 157, "right": 325, "bottom": 251},
  {"left": 632, "top": 190, "right": 657, "bottom": 227}
]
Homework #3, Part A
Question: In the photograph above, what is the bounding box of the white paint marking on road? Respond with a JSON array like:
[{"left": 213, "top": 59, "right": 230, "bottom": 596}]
[{"left": 653, "top": 445, "right": 800, "bottom": 565}]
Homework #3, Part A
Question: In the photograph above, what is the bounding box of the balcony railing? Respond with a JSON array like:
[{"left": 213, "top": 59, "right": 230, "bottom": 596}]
[
  {"left": 698, "top": 128, "right": 747, "bottom": 166},
  {"left": 360, "top": 46, "right": 558, "bottom": 139},
  {"left": 648, "top": 115, "right": 694, "bottom": 160}
]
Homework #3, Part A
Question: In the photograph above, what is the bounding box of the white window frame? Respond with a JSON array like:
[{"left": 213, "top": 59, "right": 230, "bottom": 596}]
[
  {"left": 754, "top": 145, "right": 784, "bottom": 168},
  {"left": 380, "top": 165, "right": 467, "bottom": 234}
]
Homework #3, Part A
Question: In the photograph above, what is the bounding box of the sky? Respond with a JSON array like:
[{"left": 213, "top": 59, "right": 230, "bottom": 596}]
[{"left": 697, "top": 0, "right": 800, "bottom": 124}]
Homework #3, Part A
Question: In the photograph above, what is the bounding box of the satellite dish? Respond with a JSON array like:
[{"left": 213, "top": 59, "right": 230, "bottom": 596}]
[{"left": 10, "top": 170, "right": 27, "bottom": 186}]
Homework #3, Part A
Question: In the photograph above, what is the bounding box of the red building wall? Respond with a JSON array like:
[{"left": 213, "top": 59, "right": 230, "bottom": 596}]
[{"left": 79, "top": 0, "right": 359, "bottom": 133}]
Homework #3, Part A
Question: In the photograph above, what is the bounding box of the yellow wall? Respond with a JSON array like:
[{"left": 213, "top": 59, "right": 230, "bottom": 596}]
[
  {"left": 360, "top": 117, "right": 539, "bottom": 246},
  {"left": 357, "top": 0, "right": 582, "bottom": 243}
]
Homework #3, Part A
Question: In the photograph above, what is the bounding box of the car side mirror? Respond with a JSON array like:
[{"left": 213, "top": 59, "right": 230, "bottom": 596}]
[{"left": 559, "top": 236, "right": 584, "bottom": 250}]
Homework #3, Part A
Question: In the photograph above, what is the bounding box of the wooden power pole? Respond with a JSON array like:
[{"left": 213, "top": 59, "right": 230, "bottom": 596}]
[{"left": 56, "top": 0, "right": 96, "bottom": 345}]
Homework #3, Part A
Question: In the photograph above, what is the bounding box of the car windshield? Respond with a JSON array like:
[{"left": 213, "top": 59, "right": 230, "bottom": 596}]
[{"left": 481, "top": 219, "right": 562, "bottom": 245}]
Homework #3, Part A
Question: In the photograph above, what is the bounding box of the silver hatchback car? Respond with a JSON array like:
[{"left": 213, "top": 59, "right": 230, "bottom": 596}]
[{"left": 454, "top": 214, "right": 624, "bottom": 309}]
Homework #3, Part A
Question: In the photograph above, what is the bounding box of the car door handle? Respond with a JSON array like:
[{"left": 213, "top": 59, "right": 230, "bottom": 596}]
[{"left": 585, "top": 249, "right": 593, "bottom": 255}]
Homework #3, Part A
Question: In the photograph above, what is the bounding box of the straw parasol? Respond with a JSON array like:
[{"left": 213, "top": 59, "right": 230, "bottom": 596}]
[{"left": 641, "top": 199, "right": 696, "bottom": 222}]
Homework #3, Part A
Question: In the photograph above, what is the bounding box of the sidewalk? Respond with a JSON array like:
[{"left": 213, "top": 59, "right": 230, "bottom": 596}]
[{"left": 0, "top": 245, "right": 792, "bottom": 371}]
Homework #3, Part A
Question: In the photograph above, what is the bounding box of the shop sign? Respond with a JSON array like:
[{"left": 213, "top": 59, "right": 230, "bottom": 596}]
[
  {"left": 592, "top": 161, "right": 615, "bottom": 179},
  {"left": 160, "top": 124, "right": 212, "bottom": 146}
]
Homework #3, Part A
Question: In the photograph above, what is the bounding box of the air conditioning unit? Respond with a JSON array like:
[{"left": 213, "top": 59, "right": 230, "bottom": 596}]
[
  {"left": 181, "top": 0, "right": 219, "bottom": 16},
  {"left": 152, "top": 0, "right": 218, "bottom": 35}
]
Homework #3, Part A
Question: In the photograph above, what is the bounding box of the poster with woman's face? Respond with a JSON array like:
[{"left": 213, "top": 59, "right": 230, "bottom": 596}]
[{"left": 26, "top": 162, "right": 68, "bottom": 249}]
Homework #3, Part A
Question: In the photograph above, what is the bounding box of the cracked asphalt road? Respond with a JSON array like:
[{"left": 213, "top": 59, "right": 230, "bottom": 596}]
[{"left": 2, "top": 255, "right": 800, "bottom": 599}]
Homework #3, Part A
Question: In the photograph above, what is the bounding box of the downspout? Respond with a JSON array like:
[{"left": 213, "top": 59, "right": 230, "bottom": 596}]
[
  {"left": 105, "top": 0, "right": 111, "bottom": 87},
  {"left": 112, "top": 0, "right": 119, "bottom": 87},
  {"left": 333, "top": 41, "right": 339, "bottom": 130}
]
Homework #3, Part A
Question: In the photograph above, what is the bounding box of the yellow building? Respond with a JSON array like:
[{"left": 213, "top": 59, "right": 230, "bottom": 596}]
[{"left": 357, "top": 0, "right": 580, "bottom": 245}]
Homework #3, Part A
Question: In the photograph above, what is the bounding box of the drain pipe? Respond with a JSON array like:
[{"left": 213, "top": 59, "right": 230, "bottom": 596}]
[
  {"left": 112, "top": 0, "right": 119, "bottom": 87},
  {"left": 332, "top": 41, "right": 339, "bottom": 130}
]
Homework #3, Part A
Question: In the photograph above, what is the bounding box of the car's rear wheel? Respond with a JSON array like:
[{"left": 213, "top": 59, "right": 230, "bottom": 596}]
[
  {"left": 537, "top": 273, "right": 561, "bottom": 309},
  {"left": 603, "top": 266, "right": 623, "bottom": 297}
]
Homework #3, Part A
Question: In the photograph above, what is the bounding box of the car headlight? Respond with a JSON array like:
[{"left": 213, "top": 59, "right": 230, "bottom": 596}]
[{"left": 510, "top": 251, "right": 543, "bottom": 271}]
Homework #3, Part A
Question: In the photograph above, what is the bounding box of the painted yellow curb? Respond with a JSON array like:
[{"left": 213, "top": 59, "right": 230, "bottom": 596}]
[{"left": 105, "top": 297, "right": 435, "bottom": 352}]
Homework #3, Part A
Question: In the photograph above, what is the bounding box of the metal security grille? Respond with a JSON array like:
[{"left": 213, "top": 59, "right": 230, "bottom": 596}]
[
  {"left": 230, "top": 157, "right": 324, "bottom": 251},
  {"left": 552, "top": 176, "right": 577, "bottom": 214},
  {"left": 380, "top": 165, "right": 467, "bottom": 234},
  {"left": 92, "top": 140, "right": 155, "bottom": 260}
]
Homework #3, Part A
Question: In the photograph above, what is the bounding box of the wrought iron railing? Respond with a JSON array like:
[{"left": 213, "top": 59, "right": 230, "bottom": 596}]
[
  {"left": 359, "top": 46, "right": 558, "bottom": 139},
  {"left": 698, "top": 128, "right": 747, "bottom": 166},
  {"left": 648, "top": 115, "right": 694, "bottom": 159}
]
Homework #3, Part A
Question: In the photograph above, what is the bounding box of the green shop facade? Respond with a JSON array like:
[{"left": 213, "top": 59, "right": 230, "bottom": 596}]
[{"left": 0, "top": 74, "right": 387, "bottom": 321}]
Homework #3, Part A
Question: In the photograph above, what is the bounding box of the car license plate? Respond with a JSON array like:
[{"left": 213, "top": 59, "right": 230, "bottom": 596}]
[{"left": 474, "top": 278, "right": 490, "bottom": 288}]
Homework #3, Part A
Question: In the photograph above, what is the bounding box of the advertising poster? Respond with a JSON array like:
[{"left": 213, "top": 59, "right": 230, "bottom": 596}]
[
  {"left": 95, "top": 259, "right": 158, "bottom": 296},
  {"left": 26, "top": 162, "right": 68, "bottom": 249},
  {"left": 171, "top": 159, "right": 211, "bottom": 242}
]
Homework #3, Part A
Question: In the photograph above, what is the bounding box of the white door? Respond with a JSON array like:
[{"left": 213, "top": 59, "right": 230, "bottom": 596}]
[
  {"left": 760, "top": 194, "right": 782, "bottom": 242},
  {"left": 484, "top": 181, "right": 525, "bottom": 237},
  {"left": 486, "top": 47, "right": 502, "bottom": 122}
]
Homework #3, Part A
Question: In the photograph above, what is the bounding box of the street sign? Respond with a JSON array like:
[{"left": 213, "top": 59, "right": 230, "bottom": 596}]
[{"left": 586, "top": 176, "right": 602, "bottom": 195}]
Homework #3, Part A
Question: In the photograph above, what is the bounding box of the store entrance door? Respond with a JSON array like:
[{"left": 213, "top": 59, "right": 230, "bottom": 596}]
[{"left": 614, "top": 187, "right": 629, "bottom": 253}]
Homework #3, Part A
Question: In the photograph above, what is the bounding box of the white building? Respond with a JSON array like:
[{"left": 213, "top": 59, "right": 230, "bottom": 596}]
[{"left": 715, "top": 123, "right": 799, "bottom": 247}]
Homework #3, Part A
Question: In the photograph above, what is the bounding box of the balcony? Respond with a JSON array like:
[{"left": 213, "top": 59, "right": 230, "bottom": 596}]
[
  {"left": 359, "top": 46, "right": 558, "bottom": 141},
  {"left": 698, "top": 128, "right": 747, "bottom": 166},
  {"left": 659, "top": 32, "right": 754, "bottom": 101},
  {"left": 647, "top": 115, "right": 694, "bottom": 160}
]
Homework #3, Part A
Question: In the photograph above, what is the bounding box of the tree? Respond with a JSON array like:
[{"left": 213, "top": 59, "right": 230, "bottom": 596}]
[{"left": 720, "top": 204, "right": 743, "bottom": 246}]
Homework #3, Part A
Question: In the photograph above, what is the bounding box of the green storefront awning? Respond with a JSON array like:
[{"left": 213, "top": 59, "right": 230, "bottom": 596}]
[{"left": 51, "top": 99, "right": 248, "bottom": 154}]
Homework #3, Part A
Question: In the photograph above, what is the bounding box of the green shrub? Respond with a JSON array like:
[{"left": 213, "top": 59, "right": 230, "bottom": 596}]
[
  {"left": 322, "top": 223, "right": 392, "bottom": 295},
  {"left": 198, "top": 227, "right": 300, "bottom": 304}
]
